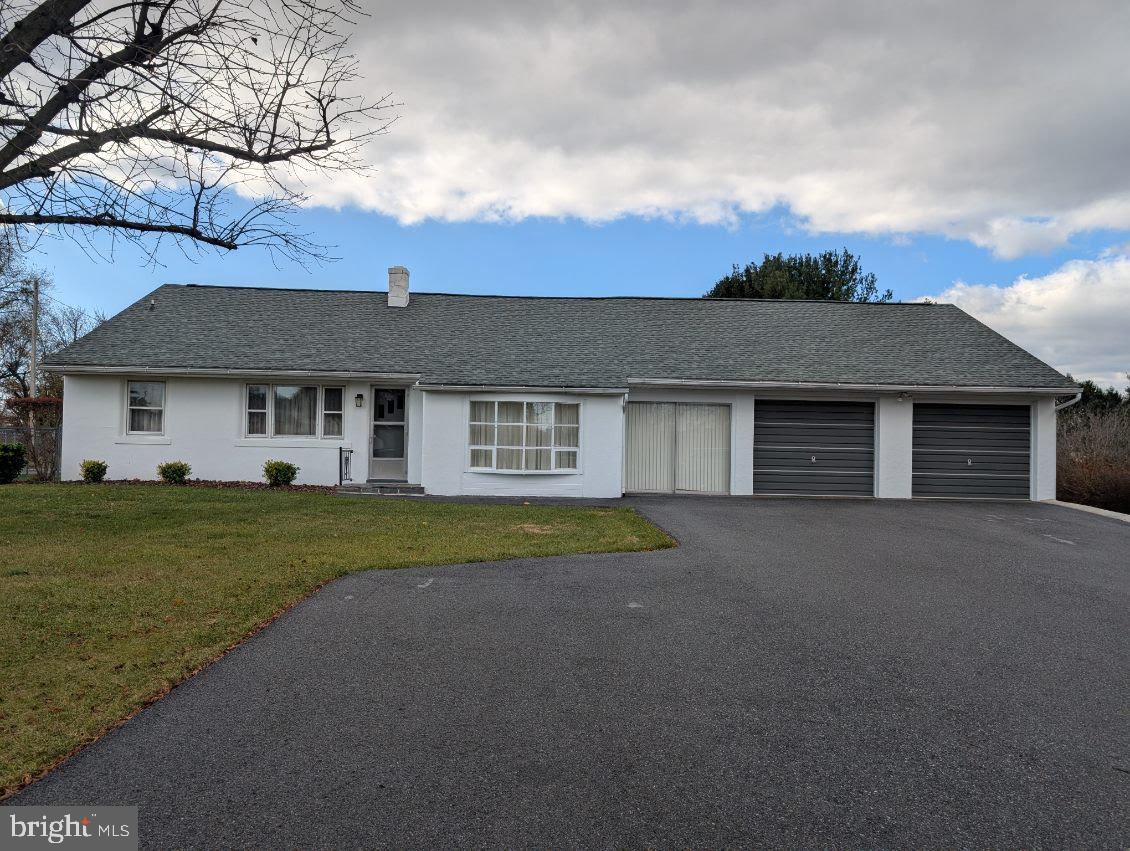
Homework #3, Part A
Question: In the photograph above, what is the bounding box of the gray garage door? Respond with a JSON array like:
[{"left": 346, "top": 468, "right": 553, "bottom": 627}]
[
  {"left": 753, "top": 400, "right": 875, "bottom": 496},
  {"left": 912, "top": 404, "right": 1030, "bottom": 499}
]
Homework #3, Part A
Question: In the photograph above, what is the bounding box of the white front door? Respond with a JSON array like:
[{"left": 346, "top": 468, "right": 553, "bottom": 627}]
[{"left": 369, "top": 387, "right": 407, "bottom": 481}]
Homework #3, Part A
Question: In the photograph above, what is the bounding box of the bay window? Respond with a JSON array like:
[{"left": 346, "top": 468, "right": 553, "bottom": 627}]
[
  {"left": 469, "top": 401, "right": 580, "bottom": 472},
  {"left": 245, "top": 384, "right": 344, "bottom": 439}
]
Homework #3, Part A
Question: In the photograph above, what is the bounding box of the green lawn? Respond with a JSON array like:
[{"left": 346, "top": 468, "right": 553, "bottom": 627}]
[{"left": 0, "top": 484, "right": 672, "bottom": 796}]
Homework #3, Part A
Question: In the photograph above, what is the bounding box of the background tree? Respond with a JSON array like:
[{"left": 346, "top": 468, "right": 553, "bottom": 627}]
[
  {"left": 0, "top": 233, "right": 37, "bottom": 309},
  {"left": 0, "top": 240, "right": 103, "bottom": 402},
  {"left": 0, "top": 0, "right": 393, "bottom": 262},
  {"left": 1058, "top": 375, "right": 1130, "bottom": 513},
  {"left": 0, "top": 297, "right": 105, "bottom": 400},
  {"left": 1064, "top": 376, "right": 1130, "bottom": 415},
  {"left": 1056, "top": 373, "right": 1129, "bottom": 512},
  {"left": 705, "top": 248, "right": 893, "bottom": 302}
]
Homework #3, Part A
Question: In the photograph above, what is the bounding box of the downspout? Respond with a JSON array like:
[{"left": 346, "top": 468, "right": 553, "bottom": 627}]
[{"left": 1054, "top": 392, "right": 1082, "bottom": 412}]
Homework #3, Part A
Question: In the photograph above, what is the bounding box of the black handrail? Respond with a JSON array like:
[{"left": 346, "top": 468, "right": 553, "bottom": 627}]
[{"left": 338, "top": 446, "right": 354, "bottom": 485}]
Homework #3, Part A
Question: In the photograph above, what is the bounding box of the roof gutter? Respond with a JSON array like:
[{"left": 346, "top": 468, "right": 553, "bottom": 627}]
[
  {"left": 627, "top": 378, "right": 1078, "bottom": 396},
  {"left": 1054, "top": 391, "right": 1083, "bottom": 411},
  {"left": 48, "top": 364, "right": 422, "bottom": 382},
  {"left": 46, "top": 367, "right": 1077, "bottom": 399},
  {"left": 421, "top": 384, "right": 629, "bottom": 396}
]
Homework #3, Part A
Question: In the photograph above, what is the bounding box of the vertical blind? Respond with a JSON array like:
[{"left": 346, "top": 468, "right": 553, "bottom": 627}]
[
  {"left": 624, "top": 402, "right": 730, "bottom": 494},
  {"left": 624, "top": 402, "right": 676, "bottom": 492},
  {"left": 675, "top": 404, "right": 730, "bottom": 493}
]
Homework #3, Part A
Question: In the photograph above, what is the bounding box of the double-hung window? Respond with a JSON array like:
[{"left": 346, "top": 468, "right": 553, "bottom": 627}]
[
  {"left": 127, "top": 381, "right": 165, "bottom": 434},
  {"left": 469, "top": 401, "right": 579, "bottom": 472},
  {"left": 245, "top": 384, "right": 344, "bottom": 439},
  {"left": 322, "top": 388, "right": 344, "bottom": 437},
  {"left": 246, "top": 385, "right": 268, "bottom": 436}
]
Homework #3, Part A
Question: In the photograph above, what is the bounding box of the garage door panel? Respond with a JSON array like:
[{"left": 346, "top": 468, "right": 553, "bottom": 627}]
[
  {"left": 752, "top": 471, "right": 875, "bottom": 494},
  {"left": 913, "top": 405, "right": 1029, "bottom": 427},
  {"left": 755, "top": 446, "right": 875, "bottom": 470},
  {"left": 914, "top": 428, "right": 1029, "bottom": 448},
  {"left": 754, "top": 423, "right": 876, "bottom": 448},
  {"left": 756, "top": 400, "right": 876, "bottom": 422},
  {"left": 913, "top": 476, "right": 1030, "bottom": 498},
  {"left": 912, "top": 451, "right": 1029, "bottom": 475},
  {"left": 912, "top": 403, "right": 1031, "bottom": 499},
  {"left": 914, "top": 474, "right": 1030, "bottom": 490},
  {"left": 754, "top": 400, "right": 875, "bottom": 496}
]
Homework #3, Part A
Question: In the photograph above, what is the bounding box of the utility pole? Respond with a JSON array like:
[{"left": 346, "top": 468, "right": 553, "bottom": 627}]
[
  {"left": 28, "top": 277, "right": 38, "bottom": 451},
  {"left": 29, "top": 276, "right": 38, "bottom": 398}
]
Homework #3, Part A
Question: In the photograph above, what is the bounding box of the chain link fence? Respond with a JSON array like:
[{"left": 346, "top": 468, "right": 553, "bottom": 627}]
[{"left": 0, "top": 426, "right": 62, "bottom": 481}]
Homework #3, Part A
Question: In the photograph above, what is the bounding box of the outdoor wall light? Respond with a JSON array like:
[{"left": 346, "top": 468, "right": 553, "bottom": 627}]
[{"left": 354, "top": 393, "right": 365, "bottom": 408}]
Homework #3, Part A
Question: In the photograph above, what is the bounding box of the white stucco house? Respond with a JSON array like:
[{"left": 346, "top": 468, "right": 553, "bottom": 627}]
[{"left": 48, "top": 267, "right": 1079, "bottom": 500}]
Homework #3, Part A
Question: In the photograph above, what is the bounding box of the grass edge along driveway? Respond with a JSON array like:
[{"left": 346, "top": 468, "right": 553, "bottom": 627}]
[{"left": 0, "top": 484, "right": 673, "bottom": 796}]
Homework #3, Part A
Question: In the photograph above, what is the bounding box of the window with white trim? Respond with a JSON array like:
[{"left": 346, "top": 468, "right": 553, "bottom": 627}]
[
  {"left": 127, "top": 380, "right": 165, "bottom": 434},
  {"left": 244, "top": 384, "right": 345, "bottom": 439},
  {"left": 246, "top": 384, "right": 268, "bottom": 436},
  {"left": 323, "top": 387, "right": 343, "bottom": 437},
  {"left": 469, "top": 401, "right": 579, "bottom": 471}
]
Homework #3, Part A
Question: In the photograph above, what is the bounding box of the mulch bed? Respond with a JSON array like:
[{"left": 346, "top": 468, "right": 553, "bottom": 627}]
[{"left": 8, "top": 478, "right": 337, "bottom": 494}]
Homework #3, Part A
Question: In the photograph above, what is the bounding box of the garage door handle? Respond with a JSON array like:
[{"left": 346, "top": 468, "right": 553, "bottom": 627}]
[
  {"left": 811, "top": 456, "right": 817, "bottom": 463},
  {"left": 967, "top": 458, "right": 973, "bottom": 466}
]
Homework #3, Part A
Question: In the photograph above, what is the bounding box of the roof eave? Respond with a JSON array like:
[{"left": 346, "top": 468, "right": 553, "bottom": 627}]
[
  {"left": 420, "top": 383, "right": 629, "bottom": 396},
  {"left": 627, "top": 378, "right": 1079, "bottom": 396},
  {"left": 48, "top": 364, "right": 422, "bottom": 383}
]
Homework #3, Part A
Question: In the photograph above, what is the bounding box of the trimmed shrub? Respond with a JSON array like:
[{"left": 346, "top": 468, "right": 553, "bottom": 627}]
[
  {"left": 157, "top": 460, "right": 192, "bottom": 485},
  {"left": 80, "top": 459, "right": 108, "bottom": 483},
  {"left": 263, "top": 460, "right": 299, "bottom": 487},
  {"left": 0, "top": 443, "right": 26, "bottom": 484}
]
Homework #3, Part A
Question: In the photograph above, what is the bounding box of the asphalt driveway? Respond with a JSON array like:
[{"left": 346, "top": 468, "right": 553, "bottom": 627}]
[{"left": 15, "top": 498, "right": 1130, "bottom": 848}]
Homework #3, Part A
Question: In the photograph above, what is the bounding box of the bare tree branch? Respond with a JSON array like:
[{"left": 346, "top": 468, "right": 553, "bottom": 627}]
[
  {"left": 0, "top": 212, "right": 239, "bottom": 248},
  {"left": 0, "top": 0, "right": 395, "bottom": 262},
  {"left": 0, "top": 0, "right": 94, "bottom": 83}
]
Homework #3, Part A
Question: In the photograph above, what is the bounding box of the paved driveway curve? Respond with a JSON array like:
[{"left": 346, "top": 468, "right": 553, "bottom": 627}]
[{"left": 16, "top": 498, "right": 1130, "bottom": 848}]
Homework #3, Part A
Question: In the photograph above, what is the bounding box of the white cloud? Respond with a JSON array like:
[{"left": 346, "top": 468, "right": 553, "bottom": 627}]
[
  {"left": 287, "top": 0, "right": 1130, "bottom": 256},
  {"left": 922, "top": 255, "right": 1130, "bottom": 387}
]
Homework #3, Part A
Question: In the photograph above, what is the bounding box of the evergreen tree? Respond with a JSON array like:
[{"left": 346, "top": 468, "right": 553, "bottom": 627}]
[{"left": 706, "top": 248, "right": 892, "bottom": 302}]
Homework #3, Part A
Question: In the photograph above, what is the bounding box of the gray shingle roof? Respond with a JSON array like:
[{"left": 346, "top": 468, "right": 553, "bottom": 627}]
[{"left": 48, "top": 284, "right": 1076, "bottom": 390}]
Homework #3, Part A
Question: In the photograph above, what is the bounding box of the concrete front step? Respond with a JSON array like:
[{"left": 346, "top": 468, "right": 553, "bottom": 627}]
[{"left": 337, "top": 482, "right": 425, "bottom": 496}]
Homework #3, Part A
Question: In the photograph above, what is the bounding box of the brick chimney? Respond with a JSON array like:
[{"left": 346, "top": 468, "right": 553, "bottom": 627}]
[{"left": 388, "top": 266, "right": 409, "bottom": 307}]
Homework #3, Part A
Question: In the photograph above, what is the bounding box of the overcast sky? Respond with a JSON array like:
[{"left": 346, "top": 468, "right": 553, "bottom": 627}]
[{"left": 42, "top": 0, "right": 1130, "bottom": 386}]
